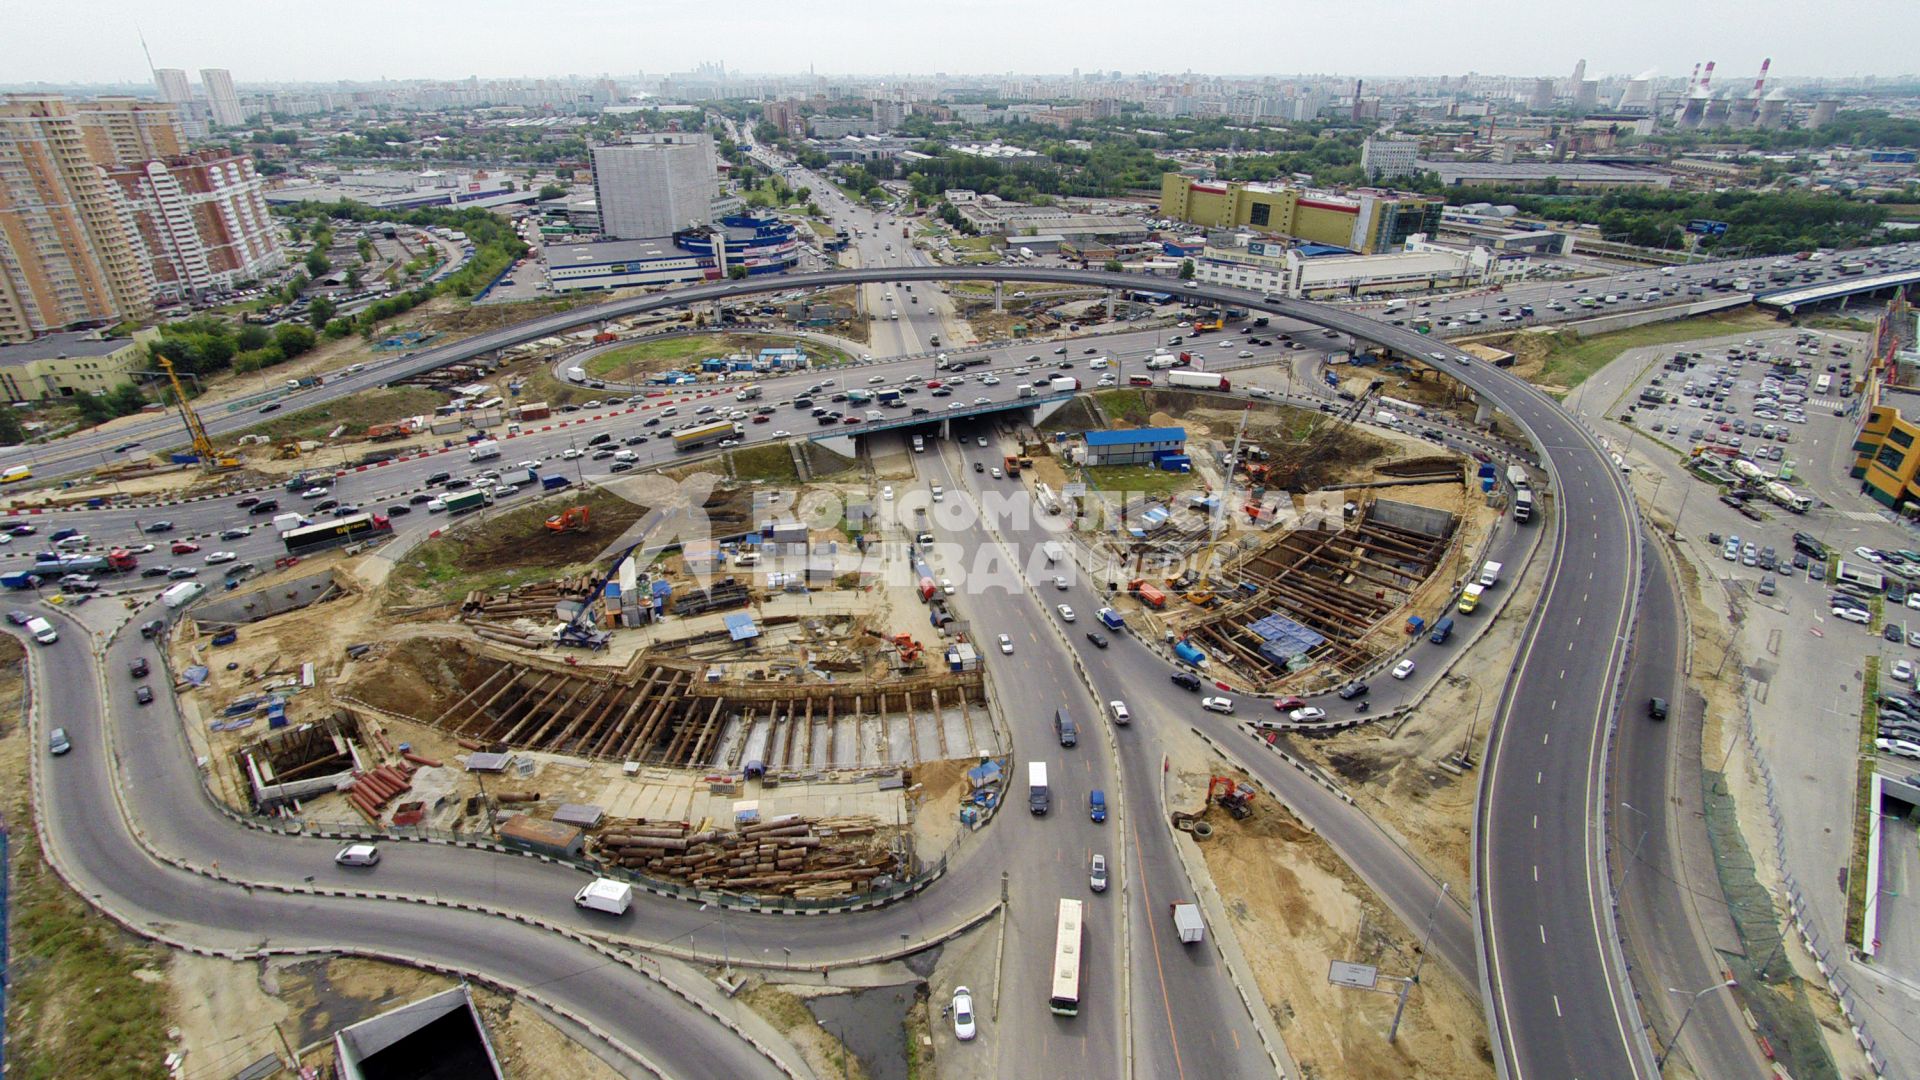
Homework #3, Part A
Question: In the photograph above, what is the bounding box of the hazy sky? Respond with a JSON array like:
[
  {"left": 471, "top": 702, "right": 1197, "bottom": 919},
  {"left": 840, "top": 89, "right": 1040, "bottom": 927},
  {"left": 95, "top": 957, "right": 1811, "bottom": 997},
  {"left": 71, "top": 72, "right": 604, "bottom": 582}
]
[{"left": 8, "top": 0, "right": 1913, "bottom": 85}]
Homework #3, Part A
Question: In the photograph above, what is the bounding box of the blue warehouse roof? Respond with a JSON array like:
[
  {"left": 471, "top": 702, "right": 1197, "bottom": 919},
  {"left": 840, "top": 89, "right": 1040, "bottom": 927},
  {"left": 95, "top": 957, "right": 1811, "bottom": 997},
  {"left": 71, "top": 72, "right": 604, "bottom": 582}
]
[{"left": 1083, "top": 427, "right": 1187, "bottom": 448}]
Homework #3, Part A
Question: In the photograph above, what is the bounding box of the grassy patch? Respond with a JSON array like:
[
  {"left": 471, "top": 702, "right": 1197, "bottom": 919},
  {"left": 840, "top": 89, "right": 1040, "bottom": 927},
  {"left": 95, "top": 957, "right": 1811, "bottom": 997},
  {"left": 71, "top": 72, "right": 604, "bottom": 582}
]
[
  {"left": 727, "top": 442, "right": 800, "bottom": 483},
  {"left": 1520, "top": 309, "right": 1780, "bottom": 391},
  {"left": 0, "top": 636, "right": 174, "bottom": 1080},
  {"left": 1085, "top": 463, "right": 1194, "bottom": 500},
  {"left": 1846, "top": 658, "right": 1880, "bottom": 947},
  {"left": 1801, "top": 315, "right": 1876, "bottom": 333},
  {"left": 389, "top": 487, "right": 647, "bottom": 604},
  {"left": 948, "top": 236, "right": 997, "bottom": 253},
  {"left": 1092, "top": 389, "right": 1151, "bottom": 424},
  {"left": 222, "top": 386, "right": 446, "bottom": 446},
  {"left": 586, "top": 333, "right": 853, "bottom": 381}
]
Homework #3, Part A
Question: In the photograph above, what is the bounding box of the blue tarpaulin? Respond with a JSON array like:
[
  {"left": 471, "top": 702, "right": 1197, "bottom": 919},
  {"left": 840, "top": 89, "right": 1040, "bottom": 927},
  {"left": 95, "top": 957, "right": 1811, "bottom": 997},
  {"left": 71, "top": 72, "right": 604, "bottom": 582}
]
[
  {"left": 723, "top": 612, "right": 760, "bottom": 642},
  {"left": 1247, "top": 613, "right": 1326, "bottom": 667}
]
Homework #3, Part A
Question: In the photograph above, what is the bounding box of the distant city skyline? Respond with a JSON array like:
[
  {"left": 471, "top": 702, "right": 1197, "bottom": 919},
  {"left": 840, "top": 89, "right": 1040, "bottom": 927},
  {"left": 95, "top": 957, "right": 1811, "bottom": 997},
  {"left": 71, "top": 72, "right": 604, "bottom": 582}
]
[{"left": 5, "top": 0, "right": 1914, "bottom": 86}]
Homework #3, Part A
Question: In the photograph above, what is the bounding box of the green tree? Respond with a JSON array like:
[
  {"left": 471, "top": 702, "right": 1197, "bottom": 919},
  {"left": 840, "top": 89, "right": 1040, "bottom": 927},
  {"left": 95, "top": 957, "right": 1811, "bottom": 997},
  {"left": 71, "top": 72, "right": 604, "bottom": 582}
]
[
  {"left": 0, "top": 406, "right": 23, "bottom": 445},
  {"left": 304, "top": 250, "right": 331, "bottom": 278},
  {"left": 356, "top": 236, "right": 375, "bottom": 263},
  {"left": 1178, "top": 259, "right": 1195, "bottom": 280},
  {"left": 323, "top": 318, "right": 354, "bottom": 339},
  {"left": 273, "top": 324, "right": 316, "bottom": 358},
  {"left": 538, "top": 183, "right": 567, "bottom": 200},
  {"left": 307, "top": 296, "right": 337, "bottom": 329},
  {"left": 728, "top": 265, "right": 750, "bottom": 280},
  {"left": 1103, "top": 259, "right": 1124, "bottom": 273},
  {"left": 106, "top": 383, "right": 147, "bottom": 415},
  {"left": 345, "top": 267, "right": 362, "bottom": 290},
  {"left": 806, "top": 201, "right": 822, "bottom": 217}
]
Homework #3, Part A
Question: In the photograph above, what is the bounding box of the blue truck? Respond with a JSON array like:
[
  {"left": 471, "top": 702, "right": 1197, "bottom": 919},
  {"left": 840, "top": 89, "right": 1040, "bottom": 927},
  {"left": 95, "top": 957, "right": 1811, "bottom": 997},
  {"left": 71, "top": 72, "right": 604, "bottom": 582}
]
[
  {"left": 541, "top": 474, "right": 572, "bottom": 491},
  {"left": 877, "top": 388, "right": 902, "bottom": 406},
  {"left": 1428, "top": 615, "right": 1455, "bottom": 644},
  {"left": 1097, "top": 607, "right": 1125, "bottom": 631}
]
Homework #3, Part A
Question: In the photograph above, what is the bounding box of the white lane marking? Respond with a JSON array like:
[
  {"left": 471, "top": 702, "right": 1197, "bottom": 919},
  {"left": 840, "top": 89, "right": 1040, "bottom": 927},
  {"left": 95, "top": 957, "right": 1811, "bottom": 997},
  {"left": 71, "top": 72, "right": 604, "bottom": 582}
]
[
  {"left": 1554, "top": 995, "right": 1564, "bottom": 1018},
  {"left": 1539, "top": 925, "right": 1547, "bottom": 944},
  {"left": 1536, "top": 771, "right": 1543, "bottom": 784},
  {"left": 1533, "top": 865, "right": 1540, "bottom": 882},
  {"left": 1542, "top": 732, "right": 1551, "bottom": 745}
]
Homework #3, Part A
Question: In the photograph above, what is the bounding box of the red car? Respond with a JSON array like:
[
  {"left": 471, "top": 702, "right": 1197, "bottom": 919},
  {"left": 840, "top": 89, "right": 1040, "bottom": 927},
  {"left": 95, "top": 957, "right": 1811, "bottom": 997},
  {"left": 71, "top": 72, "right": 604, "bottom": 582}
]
[
  {"left": 751, "top": 414, "right": 770, "bottom": 424},
  {"left": 925, "top": 380, "right": 942, "bottom": 389},
  {"left": 842, "top": 416, "right": 860, "bottom": 425},
  {"left": 170, "top": 540, "right": 200, "bottom": 555},
  {"left": 1272, "top": 696, "right": 1307, "bottom": 712}
]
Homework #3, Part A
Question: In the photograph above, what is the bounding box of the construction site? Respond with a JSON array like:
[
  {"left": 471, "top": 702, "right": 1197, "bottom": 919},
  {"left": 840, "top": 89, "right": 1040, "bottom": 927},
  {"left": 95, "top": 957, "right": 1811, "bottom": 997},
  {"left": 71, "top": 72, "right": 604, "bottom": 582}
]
[
  {"left": 157, "top": 459, "right": 1008, "bottom": 905},
  {"left": 1043, "top": 387, "right": 1493, "bottom": 696}
]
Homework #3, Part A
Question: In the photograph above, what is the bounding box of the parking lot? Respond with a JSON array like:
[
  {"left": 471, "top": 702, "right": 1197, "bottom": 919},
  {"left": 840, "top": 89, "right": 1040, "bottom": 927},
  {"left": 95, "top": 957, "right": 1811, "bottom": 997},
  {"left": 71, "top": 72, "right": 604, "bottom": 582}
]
[{"left": 1591, "top": 320, "right": 1920, "bottom": 1029}]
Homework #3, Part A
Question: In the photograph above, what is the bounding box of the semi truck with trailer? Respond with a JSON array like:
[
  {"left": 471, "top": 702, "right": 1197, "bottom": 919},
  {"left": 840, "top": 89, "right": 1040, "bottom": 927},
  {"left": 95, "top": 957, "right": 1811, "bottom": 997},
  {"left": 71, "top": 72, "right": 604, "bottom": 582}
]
[
  {"left": 443, "top": 489, "right": 492, "bottom": 516},
  {"left": 673, "top": 421, "right": 744, "bottom": 452},
  {"left": 468, "top": 440, "right": 502, "bottom": 463},
  {"left": 1166, "top": 370, "right": 1231, "bottom": 392}
]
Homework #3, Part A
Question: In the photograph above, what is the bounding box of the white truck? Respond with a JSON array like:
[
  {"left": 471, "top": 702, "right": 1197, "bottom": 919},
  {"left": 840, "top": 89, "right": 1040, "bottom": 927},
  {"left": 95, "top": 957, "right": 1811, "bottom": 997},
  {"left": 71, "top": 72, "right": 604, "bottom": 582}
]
[
  {"left": 1478, "top": 561, "right": 1503, "bottom": 588},
  {"left": 1146, "top": 354, "right": 1176, "bottom": 370},
  {"left": 566, "top": 367, "right": 587, "bottom": 382},
  {"left": 574, "top": 878, "right": 634, "bottom": 915},
  {"left": 1170, "top": 901, "right": 1206, "bottom": 944},
  {"left": 468, "top": 440, "right": 502, "bottom": 463},
  {"left": 161, "top": 581, "right": 205, "bottom": 609},
  {"left": 1028, "top": 761, "right": 1051, "bottom": 815},
  {"left": 271, "top": 512, "right": 310, "bottom": 535},
  {"left": 1042, "top": 541, "right": 1066, "bottom": 565},
  {"left": 735, "top": 386, "right": 762, "bottom": 401}
]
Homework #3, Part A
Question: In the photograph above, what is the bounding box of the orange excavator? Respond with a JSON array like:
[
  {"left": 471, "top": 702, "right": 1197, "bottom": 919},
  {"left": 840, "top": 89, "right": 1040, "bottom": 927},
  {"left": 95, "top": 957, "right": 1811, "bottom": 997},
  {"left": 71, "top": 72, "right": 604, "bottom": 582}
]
[
  {"left": 545, "top": 506, "right": 590, "bottom": 533},
  {"left": 1207, "top": 776, "right": 1255, "bottom": 819}
]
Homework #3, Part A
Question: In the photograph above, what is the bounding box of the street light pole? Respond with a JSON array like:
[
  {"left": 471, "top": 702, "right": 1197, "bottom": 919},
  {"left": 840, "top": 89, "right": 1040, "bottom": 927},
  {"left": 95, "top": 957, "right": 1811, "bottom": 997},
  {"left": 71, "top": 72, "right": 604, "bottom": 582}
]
[
  {"left": 1619, "top": 800, "right": 1651, "bottom": 893},
  {"left": 1657, "top": 980, "right": 1737, "bottom": 1069},
  {"left": 1389, "top": 882, "right": 1449, "bottom": 1042}
]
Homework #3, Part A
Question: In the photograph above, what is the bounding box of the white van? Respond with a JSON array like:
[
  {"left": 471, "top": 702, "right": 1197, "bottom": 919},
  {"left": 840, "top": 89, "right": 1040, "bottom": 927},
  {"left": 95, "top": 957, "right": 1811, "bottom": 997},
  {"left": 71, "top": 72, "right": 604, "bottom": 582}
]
[
  {"left": 24, "top": 616, "right": 57, "bottom": 645},
  {"left": 613, "top": 449, "right": 638, "bottom": 463}
]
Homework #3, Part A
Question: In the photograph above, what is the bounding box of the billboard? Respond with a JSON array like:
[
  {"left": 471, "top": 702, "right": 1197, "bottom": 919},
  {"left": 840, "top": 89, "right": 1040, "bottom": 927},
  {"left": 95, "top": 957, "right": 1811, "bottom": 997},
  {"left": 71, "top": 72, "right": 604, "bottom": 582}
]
[{"left": 1686, "top": 219, "right": 1729, "bottom": 236}]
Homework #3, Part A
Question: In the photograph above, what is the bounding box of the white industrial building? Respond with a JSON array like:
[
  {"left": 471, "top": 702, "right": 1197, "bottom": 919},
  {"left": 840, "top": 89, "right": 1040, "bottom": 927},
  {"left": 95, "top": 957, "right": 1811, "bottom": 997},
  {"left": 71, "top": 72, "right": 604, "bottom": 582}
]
[
  {"left": 590, "top": 134, "right": 717, "bottom": 240},
  {"left": 1195, "top": 235, "right": 1530, "bottom": 298},
  {"left": 1361, "top": 137, "right": 1419, "bottom": 180}
]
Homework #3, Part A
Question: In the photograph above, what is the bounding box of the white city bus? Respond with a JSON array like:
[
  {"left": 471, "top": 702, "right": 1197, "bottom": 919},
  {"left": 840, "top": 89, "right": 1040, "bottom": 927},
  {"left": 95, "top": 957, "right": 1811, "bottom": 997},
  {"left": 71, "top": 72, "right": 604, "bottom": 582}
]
[
  {"left": 1814, "top": 373, "right": 1832, "bottom": 395},
  {"left": 1049, "top": 898, "right": 1084, "bottom": 1016}
]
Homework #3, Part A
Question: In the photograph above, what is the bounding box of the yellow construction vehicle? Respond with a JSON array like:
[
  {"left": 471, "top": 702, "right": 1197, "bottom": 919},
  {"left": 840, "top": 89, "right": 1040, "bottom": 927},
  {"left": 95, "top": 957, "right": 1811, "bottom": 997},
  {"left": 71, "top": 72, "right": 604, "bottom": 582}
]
[
  {"left": 275, "top": 441, "right": 302, "bottom": 459},
  {"left": 156, "top": 355, "right": 241, "bottom": 470}
]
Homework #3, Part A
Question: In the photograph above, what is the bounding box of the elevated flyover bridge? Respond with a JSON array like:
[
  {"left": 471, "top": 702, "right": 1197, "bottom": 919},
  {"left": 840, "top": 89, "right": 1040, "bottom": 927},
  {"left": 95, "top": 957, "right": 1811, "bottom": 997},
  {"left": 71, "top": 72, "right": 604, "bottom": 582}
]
[{"left": 1757, "top": 267, "right": 1920, "bottom": 314}]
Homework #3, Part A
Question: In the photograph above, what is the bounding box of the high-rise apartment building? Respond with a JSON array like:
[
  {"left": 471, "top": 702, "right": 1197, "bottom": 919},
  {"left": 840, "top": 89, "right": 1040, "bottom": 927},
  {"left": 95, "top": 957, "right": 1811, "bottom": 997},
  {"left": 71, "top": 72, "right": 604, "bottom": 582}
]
[
  {"left": 590, "top": 135, "right": 716, "bottom": 240},
  {"left": 0, "top": 95, "right": 154, "bottom": 343},
  {"left": 74, "top": 97, "right": 184, "bottom": 165},
  {"left": 871, "top": 99, "right": 908, "bottom": 131},
  {"left": 152, "top": 67, "right": 193, "bottom": 104},
  {"left": 200, "top": 68, "right": 246, "bottom": 127},
  {"left": 104, "top": 151, "right": 283, "bottom": 300}
]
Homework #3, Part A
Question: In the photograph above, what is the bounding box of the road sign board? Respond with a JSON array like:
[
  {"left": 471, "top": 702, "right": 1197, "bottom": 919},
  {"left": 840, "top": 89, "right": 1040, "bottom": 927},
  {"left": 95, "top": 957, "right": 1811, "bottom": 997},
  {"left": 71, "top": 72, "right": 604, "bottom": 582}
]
[
  {"left": 1062, "top": 483, "right": 1087, "bottom": 498},
  {"left": 1328, "top": 960, "right": 1379, "bottom": 989},
  {"left": 1686, "top": 219, "right": 1729, "bottom": 236}
]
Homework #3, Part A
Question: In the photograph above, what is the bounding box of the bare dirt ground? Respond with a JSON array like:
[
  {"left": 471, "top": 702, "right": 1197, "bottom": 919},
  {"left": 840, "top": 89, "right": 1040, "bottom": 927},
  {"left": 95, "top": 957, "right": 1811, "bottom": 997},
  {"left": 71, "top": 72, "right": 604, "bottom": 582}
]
[{"left": 1190, "top": 776, "right": 1494, "bottom": 1080}]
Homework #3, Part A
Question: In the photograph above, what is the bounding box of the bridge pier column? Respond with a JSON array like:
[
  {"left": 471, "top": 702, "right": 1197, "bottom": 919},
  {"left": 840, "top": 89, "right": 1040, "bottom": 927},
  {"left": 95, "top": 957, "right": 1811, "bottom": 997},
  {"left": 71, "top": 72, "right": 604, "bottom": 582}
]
[
  {"left": 1105, "top": 289, "right": 1116, "bottom": 322},
  {"left": 940, "top": 418, "right": 951, "bottom": 440},
  {"left": 993, "top": 281, "right": 1004, "bottom": 313}
]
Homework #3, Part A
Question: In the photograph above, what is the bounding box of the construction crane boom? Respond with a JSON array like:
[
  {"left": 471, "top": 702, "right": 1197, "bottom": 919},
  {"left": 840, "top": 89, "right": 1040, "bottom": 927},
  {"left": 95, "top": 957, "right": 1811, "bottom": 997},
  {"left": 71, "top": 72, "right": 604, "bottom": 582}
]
[{"left": 155, "top": 354, "right": 219, "bottom": 464}]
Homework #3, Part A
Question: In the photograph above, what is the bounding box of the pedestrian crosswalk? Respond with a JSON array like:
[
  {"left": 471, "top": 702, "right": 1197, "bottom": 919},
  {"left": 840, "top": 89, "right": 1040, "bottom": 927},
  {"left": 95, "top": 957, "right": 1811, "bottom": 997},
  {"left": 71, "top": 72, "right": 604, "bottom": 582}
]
[{"left": 1839, "top": 510, "right": 1891, "bottom": 523}]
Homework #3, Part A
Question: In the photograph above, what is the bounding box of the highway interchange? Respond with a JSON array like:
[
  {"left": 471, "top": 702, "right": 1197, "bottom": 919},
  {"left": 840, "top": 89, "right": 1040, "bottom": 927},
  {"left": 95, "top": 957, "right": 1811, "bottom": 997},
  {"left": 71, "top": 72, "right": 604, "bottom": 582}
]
[{"left": 10, "top": 161, "right": 1920, "bottom": 1077}]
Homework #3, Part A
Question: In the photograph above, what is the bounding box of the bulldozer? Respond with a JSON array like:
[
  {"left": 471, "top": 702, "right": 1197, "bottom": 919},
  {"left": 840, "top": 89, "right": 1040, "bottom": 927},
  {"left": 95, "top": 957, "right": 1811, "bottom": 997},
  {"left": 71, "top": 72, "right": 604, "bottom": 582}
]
[
  {"left": 545, "top": 506, "right": 590, "bottom": 533},
  {"left": 275, "top": 441, "right": 302, "bottom": 459}
]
